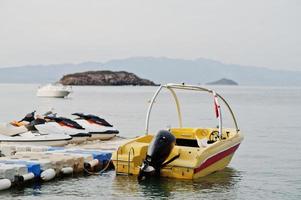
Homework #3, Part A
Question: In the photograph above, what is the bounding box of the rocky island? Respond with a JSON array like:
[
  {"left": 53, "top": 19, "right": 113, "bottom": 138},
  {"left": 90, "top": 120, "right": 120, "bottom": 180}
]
[
  {"left": 60, "top": 70, "right": 157, "bottom": 86},
  {"left": 206, "top": 78, "right": 238, "bottom": 86}
]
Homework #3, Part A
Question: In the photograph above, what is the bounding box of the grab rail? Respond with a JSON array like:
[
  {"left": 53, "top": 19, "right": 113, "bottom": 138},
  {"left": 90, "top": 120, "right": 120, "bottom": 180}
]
[
  {"left": 128, "top": 147, "right": 135, "bottom": 175},
  {"left": 115, "top": 146, "right": 135, "bottom": 176}
]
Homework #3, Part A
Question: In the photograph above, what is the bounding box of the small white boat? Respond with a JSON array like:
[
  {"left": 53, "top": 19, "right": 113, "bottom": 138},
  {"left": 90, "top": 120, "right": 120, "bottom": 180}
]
[
  {"left": 37, "top": 83, "right": 72, "bottom": 98},
  {"left": 0, "top": 132, "right": 72, "bottom": 147}
]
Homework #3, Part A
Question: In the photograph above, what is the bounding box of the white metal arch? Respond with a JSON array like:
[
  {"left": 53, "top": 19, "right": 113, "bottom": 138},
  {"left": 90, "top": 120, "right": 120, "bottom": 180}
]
[{"left": 145, "top": 83, "right": 239, "bottom": 135}]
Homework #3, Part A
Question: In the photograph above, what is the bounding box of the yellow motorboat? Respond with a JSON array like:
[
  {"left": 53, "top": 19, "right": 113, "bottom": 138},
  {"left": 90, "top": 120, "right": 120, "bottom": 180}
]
[{"left": 112, "top": 83, "right": 244, "bottom": 180}]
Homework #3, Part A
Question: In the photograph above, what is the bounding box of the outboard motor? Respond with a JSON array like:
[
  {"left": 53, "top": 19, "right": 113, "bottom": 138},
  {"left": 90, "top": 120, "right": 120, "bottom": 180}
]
[{"left": 138, "top": 130, "right": 176, "bottom": 181}]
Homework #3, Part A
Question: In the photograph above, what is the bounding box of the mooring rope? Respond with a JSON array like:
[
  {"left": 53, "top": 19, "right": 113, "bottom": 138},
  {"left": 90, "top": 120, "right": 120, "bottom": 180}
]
[{"left": 84, "top": 159, "right": 112, "bottom": 175}]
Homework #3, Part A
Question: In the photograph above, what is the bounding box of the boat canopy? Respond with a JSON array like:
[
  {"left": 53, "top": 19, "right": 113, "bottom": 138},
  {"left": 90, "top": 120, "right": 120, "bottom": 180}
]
[{"left": 145, "top": 83, "right": 240, "bottom": 135}]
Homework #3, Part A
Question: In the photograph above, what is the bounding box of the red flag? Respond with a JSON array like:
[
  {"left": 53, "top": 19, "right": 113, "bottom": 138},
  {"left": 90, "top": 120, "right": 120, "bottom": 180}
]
[{"left": 213, "top": 92, "right": 220, "bottom": 118}]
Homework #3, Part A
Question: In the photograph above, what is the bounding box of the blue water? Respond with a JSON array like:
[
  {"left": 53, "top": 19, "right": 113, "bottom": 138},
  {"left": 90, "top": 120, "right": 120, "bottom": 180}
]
[{"left": 0, "top": 84, "right": 300, "bottom": 199}]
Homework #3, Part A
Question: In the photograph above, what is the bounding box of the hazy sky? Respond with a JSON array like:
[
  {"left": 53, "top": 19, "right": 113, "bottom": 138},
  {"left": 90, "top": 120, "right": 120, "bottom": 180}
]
[{"left": 0, "top": 0, "right": 300, "bottom": 70}]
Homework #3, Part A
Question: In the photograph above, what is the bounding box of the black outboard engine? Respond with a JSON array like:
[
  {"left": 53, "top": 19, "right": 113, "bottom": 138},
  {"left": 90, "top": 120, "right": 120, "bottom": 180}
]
[{"left": 138, "top": 130, "right": 176, "bottom": 181}]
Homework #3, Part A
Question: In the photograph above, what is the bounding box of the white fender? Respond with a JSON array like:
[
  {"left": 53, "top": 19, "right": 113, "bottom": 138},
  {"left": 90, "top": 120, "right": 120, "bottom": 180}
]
[
  {"left": 0, "top": 179, "right": 11, "bottom": 191},
  {"left": 40, "top": 169, "right": 56, "bottom": 181},
  {"left": 22, "top": 172, "right": 35, "bottom": 182},
  {"left": 61, "top": 167, "right": 73, "bottom": 175}
]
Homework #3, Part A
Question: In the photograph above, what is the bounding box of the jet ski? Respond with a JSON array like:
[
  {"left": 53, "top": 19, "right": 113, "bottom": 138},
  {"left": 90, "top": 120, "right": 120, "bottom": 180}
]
[
  {"left": 0, "top": 111, "right": 37, "bottom": 136},
  {"left": 10, "top": 110, "right": 91, "bottom": 144},
  {"left": 0, "top": 111, "right": 51, "bottom": 133},
  {"left": 0, "top": 111, "right": 72, "bottom": 146},
  {"left": 36, "top": 116, "right": 92, "bottom": 144},
  {"left": 72, "top": 113, "right": 119, "bottom": 140}
]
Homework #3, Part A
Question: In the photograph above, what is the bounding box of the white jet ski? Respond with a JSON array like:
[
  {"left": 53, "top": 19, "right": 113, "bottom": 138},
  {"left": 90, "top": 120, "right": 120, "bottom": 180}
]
[
  {"left": 0, "top": 131, "right": 72, "bottom": 147},
  {"left": 0, "top": 111, "right": 72, "bottom": 146},
  {"left": 0, "top": 111, "right": 37, "bottom": 136},
  {"left": 36, "top": 116, "right": 92, "bottom": 144},
  {"left": 72, "top": 113, "right": 119, "bottom": 140}
]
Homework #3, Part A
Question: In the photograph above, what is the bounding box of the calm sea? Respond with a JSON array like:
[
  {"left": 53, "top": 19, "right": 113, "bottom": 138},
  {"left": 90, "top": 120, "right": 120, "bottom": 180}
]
[{"left": 0, "top": 84, "right": 300, "bottom": 199}]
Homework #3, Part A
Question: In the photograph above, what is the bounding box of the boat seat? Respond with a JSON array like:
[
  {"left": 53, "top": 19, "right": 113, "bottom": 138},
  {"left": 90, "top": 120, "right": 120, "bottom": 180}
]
[
  {"left": 171, "top": 128, "right": 210, "bottom": 147},
  {"left": 176, "top": 139, "right": 199, "bottom": 147}
]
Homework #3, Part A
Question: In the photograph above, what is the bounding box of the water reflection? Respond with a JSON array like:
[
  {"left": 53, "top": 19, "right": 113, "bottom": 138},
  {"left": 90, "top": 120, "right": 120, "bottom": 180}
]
[
  {"left": 0, "top": 166, "right": 242, "bottom": 199},
  {"left": 112, "top": 167, "right": 242, "bottom": 199}
]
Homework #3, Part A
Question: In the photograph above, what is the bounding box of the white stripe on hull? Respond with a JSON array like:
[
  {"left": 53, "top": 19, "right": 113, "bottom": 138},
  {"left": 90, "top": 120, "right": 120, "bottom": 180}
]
[{"left": 0, "top": 140, "right": 69, "bottom": 147}]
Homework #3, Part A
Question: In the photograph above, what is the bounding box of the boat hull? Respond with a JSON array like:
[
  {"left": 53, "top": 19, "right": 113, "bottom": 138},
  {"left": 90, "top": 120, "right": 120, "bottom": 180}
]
[
  {"left": 192, "top": 143, "right": 240, "bottom": 179},
  {"left": 159, "top": 143, "right": 241, "bottom": 179},
  {"left": 88, "top": 132, "right": 117, "bottom": 141},
  {"left": 0, "top": 131, "right": 72, "bottom": 147},
  {"left": 75, "top": 119, "right": 119, "bottom": 140},
  {"left": 68, "top": 135, "right": 90, "bottom": 144},
  {"left": 36, "top": 90, "right": 70, "bottom": 98}
]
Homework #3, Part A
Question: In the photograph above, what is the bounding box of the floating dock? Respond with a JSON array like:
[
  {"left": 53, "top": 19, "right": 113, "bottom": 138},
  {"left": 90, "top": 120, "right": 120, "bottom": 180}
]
[{"left": 0, "top": 138, "right": 128, "bottom": 191}]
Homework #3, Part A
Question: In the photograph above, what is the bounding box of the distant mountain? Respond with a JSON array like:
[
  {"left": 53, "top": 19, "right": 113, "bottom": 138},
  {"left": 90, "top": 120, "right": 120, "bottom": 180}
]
[
  {"left": 0, "top": 57, "right": 300, "bottom": 86},
  {"left": 0, "top": 62, "right": 102, "bottom": 84},
  {"left": 206, "top": 78, "right": 238, "bottom": 86}
]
